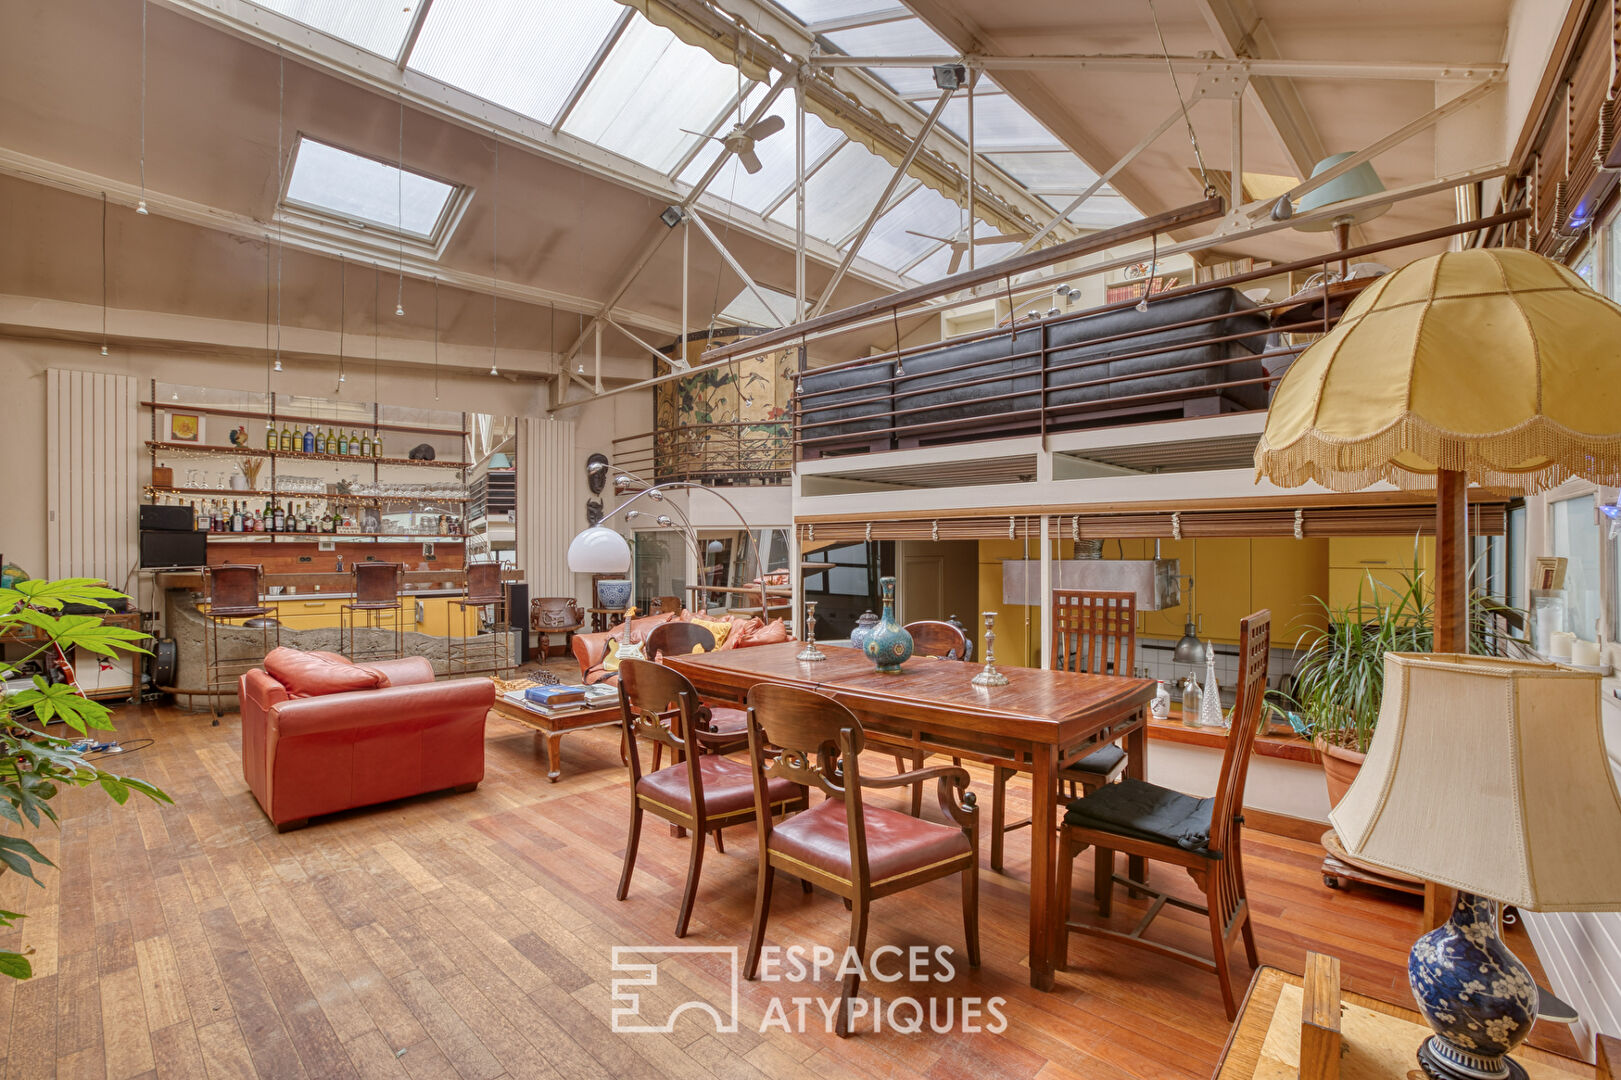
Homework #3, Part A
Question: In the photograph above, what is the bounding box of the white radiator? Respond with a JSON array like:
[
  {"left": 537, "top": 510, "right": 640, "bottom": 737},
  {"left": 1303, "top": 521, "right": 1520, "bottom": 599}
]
[
  {"left": 46, "top": 369, "right": 139, "bottom": 587},
  {"left": 516, "top": 416, "right": 582, "bottom": 600}
]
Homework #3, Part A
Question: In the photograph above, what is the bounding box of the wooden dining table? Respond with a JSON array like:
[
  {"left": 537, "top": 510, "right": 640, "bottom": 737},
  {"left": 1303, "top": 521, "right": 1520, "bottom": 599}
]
[{"left": 662, "top": 641, "right": 1156, "bottom": 990}]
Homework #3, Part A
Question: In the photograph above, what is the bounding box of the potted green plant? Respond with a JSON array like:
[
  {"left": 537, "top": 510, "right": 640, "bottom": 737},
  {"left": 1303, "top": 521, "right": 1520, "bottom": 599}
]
[
  {"left": 1268, "top": 558, "right": 1517, "bottom": 807},
  {"left": 0, "top": 576, "right": 171, "bottom": 978}
]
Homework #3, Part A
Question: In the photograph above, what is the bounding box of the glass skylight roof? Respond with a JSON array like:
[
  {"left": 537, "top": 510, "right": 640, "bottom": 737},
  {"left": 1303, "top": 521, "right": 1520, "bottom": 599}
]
[
  {"left": 254, "top": 0, "right": 419, "bottom": 57},
  {"left": 850, "top": 184, "right": 964, "bottom": 270},
  {"left": 679, "top": 92, "right": 845, "bottom": 214},
  {"left": 283, "top": 136, "right": 458, "bottom": 239},
  {"left": 408, "top": 0, "right": 626, "bottom": 127},
  {"left": 769, "top": 142, "right": 896, "bottom": 243},
  {"left": 561, "top": 15, "right": 748, "bottom": 174}
]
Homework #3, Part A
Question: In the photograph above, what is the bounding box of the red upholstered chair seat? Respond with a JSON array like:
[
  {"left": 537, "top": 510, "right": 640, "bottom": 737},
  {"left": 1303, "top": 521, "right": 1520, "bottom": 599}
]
[
  {"left": 768, "top": 799, "right": 973, "bottom": 887},
  {"left": 635, "top": 755, "right": 801, "bottom": 823}
]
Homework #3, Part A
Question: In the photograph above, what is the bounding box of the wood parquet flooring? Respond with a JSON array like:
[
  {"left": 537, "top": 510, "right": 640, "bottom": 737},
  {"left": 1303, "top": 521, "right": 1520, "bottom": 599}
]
[{"left": 0, "top": 693, "right": 1578, "bottom": 1079}]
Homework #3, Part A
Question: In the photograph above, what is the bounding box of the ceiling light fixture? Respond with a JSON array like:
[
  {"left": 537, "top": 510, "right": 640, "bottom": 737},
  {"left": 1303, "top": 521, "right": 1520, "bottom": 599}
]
[
  {"left": 659, "top": 204, "right": 685, "bottom": 228},
  {"left": 136, "top": 0, "right": 148, "bottom": 215},
  {"left": 395, "top": 94, "right": 406, "bottom": 317},
  {"left": 932, "top": 63, "right": 967, "bottom": 91}
]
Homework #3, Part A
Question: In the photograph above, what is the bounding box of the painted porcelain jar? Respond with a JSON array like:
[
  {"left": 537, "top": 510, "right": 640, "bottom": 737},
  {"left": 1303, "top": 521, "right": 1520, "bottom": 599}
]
[
  {"left": 848, "top": 610, "right": 880, "bottom": 653},
  {"left": 596, "top": 578, "right": 633, "bottom": 610},
  {"left": 863, "top": 577, "right": 913, "bottom": 674},
  {"left": 1409, "top": 891, "right": 1537, "bottom": 1079}
]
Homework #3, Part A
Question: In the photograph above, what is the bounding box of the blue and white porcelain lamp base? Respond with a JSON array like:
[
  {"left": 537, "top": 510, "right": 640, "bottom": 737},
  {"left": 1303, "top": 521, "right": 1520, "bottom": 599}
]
[{"left": 1410, "top": 892, "right": 1537, "bottom": 1080}]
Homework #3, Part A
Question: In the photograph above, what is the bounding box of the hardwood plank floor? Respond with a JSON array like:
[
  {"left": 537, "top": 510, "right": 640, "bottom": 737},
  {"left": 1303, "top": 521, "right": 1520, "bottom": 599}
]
[{"left": 0, "top": 690, "right": 1578, "bottom": 1079}]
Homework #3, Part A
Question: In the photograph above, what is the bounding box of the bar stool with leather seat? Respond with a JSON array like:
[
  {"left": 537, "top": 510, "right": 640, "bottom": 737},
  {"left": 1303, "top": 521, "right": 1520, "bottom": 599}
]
[
  {"left": 341, "top": 562, "right": 404, "bottom": 662},
  {"left": 742, "top": 682, "right": 980, "bottom": 1037},
  {"left": 615, "top": 658, "right": 809, "bottom": 938},
  {"left": 1054, "top": 609, "right": 1269, "bottom": 1019},
  {"left": 201, "top": 563, "right": 280, "bottom": 719},
  {"left": 992, "top": 590, "right": 1138, "bottom": 872},
  {"left": 447, "top": 562, "right": 509, "bottom": 676}
]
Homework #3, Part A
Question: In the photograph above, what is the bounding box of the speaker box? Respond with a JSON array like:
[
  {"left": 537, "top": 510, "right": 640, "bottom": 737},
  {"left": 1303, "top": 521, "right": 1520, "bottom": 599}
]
[
  {"left": 139, "top": 504, "right": 195, "bottom": 532},
  {"left": 139, "top": 529, "right": 207, "bottom": 569},
  {"left": 506, "top": 582, "right": 530, "bottom": 664}
]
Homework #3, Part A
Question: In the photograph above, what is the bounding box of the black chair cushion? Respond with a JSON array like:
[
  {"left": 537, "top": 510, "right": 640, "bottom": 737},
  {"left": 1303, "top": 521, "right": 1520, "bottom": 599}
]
[
  {"left": 1064, "top": 743, "right": 1126, "bottom": 776},
  {"left": 1064, "top": 777, "right": 1218, "bottom": 857}
]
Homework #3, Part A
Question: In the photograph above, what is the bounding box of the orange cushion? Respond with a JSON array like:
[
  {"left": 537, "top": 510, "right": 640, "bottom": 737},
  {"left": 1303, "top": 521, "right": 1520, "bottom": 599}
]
[
  {"left": 735, "top": 618, "right": 789, "bottom": 648},
  {"left": 263, "top": 647, "right": 389, "bottom": 698},
  {"left": 719, "top": 617, "right": 763, "bottom": 650}
]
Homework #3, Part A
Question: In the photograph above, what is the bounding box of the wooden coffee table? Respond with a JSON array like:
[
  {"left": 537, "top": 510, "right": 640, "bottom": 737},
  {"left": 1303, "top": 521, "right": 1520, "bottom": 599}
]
[{"left": 489, "top": 694, "right": 622, "bottom": 782}]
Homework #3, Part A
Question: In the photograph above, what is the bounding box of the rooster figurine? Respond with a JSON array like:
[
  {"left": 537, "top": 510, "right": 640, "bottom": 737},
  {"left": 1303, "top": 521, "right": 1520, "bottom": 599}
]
[{"left": 227, "top": 424, "right": 249, "bottom": 447}]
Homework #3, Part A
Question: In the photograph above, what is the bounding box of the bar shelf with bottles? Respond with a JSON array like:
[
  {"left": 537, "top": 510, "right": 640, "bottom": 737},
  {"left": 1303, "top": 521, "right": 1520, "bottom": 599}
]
[{"left": 144, "top": 380, "right": 473, "bottom": 546}]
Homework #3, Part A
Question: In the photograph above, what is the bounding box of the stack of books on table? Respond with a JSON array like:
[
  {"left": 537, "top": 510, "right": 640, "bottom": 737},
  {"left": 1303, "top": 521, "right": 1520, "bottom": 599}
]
[{"left": 502, "top": 683, "right": 618, "bottom": 716}]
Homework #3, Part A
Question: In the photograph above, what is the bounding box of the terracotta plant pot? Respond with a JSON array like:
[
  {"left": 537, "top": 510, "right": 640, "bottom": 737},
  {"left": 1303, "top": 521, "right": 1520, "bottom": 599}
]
[{"left": 1313, "top": 737, "right": 1366, "bottom": 809}]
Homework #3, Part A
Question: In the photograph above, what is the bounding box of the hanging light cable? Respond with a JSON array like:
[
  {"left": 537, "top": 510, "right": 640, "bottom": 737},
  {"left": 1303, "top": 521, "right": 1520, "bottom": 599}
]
[
  {"left": 490, "top": 140, "right": 499, "bottom": 377},
  {"left": 373, "top": 262, "right": 380, "bottom": 399},
  {"left": 136, "top": 0, "right": 149, "bottom": 214},
  {"left": 432, "top": 277, "right": 440, "bottom": 401},
  {"left": 272, "top": 49, "right": 284, "bottom": 373},
  {"left": 395, "top": 94, "right": 406, "bottom": 317},
  {"left": 99, "top": 192, "right": 109, "bottom": 355},
  {"left": 1147, "top": 0, "right": 1215, "bottom": 198},
  {"left": 1137, "top": 231, "right": 1158, "bottom": 313},
  {"left": 337, "top": 253, "right": 346, "bottom": 388}
]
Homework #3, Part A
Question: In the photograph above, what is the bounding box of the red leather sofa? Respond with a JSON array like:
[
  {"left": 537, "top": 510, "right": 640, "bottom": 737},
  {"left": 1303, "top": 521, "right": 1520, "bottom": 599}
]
[{"left": 240, "top": 648, "right": 495, "bottom": 831}]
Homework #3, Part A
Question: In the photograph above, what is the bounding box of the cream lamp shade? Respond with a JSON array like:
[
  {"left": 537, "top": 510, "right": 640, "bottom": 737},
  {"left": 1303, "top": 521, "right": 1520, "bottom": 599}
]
[
  {"left": 1255, "top": 247, "right": 1621, "bottom": 494},
  {"left": 1330, "top": 652, "right": 1621, "bottom": 911},
  {"left": 1292, "top": 152, "right": 1390, "bottom": 230},
  {"left": 566, "top": 525, "right": 632, "bottom": 575}
]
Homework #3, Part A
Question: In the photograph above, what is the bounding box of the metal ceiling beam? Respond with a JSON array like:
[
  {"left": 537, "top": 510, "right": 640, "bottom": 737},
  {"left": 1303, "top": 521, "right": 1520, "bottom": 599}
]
[
  {"left": 686, "top": 208, "right": 785, "bottom": 327},
  {"left": 812, "top": 86, "right": 957, "bottom": 318},
  {"left": 805, "top": 9, "right": 913, "bottom": 34},
  {"left": 807, "top": 55, "right": 1504, "bottom": 80},
  {"left": 1191, "top": 0, "right": 1324, "bottom": 178}
]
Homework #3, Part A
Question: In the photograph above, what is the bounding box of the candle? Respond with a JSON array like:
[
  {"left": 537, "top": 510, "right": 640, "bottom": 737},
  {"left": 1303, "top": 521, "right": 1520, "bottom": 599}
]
[
  {"left": 1549, "top": 631, "right": 1576, "bottom": 661},
  {"left": 1571, "top": 639, "right": 1602, "bottom": 667}
]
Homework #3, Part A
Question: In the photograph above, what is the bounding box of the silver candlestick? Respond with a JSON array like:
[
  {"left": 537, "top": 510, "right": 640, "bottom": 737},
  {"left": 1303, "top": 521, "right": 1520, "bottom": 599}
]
[
  {"left": 971, "top": 610, "right": 1010, "bottom": 686},
  {"left": 796, "top": 600, "right": 826, "bottom": 662}
]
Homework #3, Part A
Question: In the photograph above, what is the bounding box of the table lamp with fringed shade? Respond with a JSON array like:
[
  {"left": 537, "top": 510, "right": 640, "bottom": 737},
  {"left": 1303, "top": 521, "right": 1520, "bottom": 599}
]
[
  {"left": 1255, "top": 246, "right": 1621, "bottom": 653},
  {"left": 1330, "top": 653, "right": 1621, "bottom": 1080}
]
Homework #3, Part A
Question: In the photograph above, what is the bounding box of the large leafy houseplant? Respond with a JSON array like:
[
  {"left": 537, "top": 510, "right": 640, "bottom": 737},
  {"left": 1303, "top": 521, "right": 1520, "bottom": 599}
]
[
  {"left": 0, "top": 577, "right": 171, "bottom": 978},
  {"left": 1269, "top": 558, "right": 1519, "bottom": 755}
]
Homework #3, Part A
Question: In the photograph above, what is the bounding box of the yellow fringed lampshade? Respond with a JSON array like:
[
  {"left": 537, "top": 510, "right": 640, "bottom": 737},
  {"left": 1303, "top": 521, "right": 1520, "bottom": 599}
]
[{"left": 1255, "top": 248, "right": 1621, "bottom": 493}]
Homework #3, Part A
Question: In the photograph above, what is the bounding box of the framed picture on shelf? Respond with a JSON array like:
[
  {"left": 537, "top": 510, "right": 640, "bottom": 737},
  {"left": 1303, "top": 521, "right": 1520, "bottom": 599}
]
[
  {"left": 166, "top": 411, "right": 204, "bottom": 444},
  {"left": 1533, "top": 556, "right": 1567, "bottom": 591}
]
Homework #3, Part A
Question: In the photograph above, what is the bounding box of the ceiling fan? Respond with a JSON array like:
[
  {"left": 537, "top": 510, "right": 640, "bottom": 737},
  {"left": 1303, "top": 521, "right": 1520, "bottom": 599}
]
[
  {"left": 906, "top": 227, "right": 1027, "bottom": 273},
  {"left": 682, "top": 114, "right": 786, "bottom": 174}
]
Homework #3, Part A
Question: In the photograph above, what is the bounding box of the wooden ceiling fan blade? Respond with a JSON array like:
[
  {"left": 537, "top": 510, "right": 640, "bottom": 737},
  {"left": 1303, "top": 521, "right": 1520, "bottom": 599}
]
[
  {"left": 738, "top": 147, "right": 763, "bottom": 174},
  {"left": 745, "top": 115, "right": 785, "bottom": 141}
]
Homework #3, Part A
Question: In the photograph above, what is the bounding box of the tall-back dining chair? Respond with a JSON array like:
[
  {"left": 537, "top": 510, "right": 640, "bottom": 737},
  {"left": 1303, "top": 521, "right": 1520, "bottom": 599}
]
[
  {"left": 615, "top": 659, "right": 807, "bottom": 938},
  {"left": 991, "top": 590, "right": 1138, "bottom": 871},
  {"left": 643, "top": 621, "right": 715, "bottom": 660},
  {"left": 1054, "top": 609, "right": 1270, "bottom": 1018},
  {"left": 742, "top": 683, "right": 980, "bottom": 1037},
  {"left": 894, "top": 619, "right": 971, "bottom": 814}
]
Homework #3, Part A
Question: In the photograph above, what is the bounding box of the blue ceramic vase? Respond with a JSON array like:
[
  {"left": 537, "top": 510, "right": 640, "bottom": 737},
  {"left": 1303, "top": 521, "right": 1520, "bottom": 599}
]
[
  {"left": 863, "top": 577, "right": 913, "bottom": 673},
  {"left": 596, "top": 578, "right": 633, "bottom": 610},
  {"left": 848, "top": 610, "right": 879, "bottom": 653},
  {"left": 1409, "top": 891, "right": 1537, "bottom": 1080}
]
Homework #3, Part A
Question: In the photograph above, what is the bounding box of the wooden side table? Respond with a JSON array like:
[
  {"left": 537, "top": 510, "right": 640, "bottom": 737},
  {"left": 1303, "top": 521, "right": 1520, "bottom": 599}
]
[
  {"left": 1216, "top": 964, "right": 1596, "bottom": 1080},
  {"left": 585, "top": 607, "right": 626, "bottom": 634}
]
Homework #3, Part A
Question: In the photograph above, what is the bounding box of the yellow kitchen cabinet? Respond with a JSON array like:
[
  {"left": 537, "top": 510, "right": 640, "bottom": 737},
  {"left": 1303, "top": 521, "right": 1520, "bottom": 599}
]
[
  {"left": 1327, "top": 537, "right": 1432, "bottom": 612},
  {"left": 1191, "top": 538, "right": 1252, "bottom": 644},
  {"left": 978, "top": 539, "right": 1040, "bottom": 666},
  {"left": 1249, "top": 538, "right": 1330, "bottom": 644}
]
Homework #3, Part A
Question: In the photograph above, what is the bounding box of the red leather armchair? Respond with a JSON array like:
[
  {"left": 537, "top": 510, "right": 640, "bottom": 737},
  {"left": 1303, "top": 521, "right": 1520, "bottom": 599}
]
[{"left": 241, "top": 648, "right": 494, "bottom": 831}]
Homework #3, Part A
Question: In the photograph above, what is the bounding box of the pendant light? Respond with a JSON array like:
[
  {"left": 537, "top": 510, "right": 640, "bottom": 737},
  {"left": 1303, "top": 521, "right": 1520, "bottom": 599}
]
[
  {"left": 489, "top": 141, "right": 499, "bottom": 377},
  {"left": 395, "top": 94, "right": 406, "bottom": 317},
  {"left": 136, "top": 0, "right": 149, "bottom": 215},
  {"left": 99, "top": 192, "right": 109, "bottom": 355}
]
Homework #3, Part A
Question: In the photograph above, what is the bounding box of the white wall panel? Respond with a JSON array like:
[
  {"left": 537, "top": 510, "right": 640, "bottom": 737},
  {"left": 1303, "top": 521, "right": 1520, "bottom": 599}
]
[
  {"left": 516, "top": 415, "right": 582, "bottom": 600},
  {"left": 46, "top": 369, "right": 138, "bottom": 587}
]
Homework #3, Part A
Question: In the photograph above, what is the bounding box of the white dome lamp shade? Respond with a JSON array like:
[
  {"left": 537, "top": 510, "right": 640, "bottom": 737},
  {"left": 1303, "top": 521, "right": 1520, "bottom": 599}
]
[
  {"left": 1291, "top": 152, "right": 1389, "bottom": 277},
  {"left": 567, "top": 526, "right": 632, "bottom": 575}
]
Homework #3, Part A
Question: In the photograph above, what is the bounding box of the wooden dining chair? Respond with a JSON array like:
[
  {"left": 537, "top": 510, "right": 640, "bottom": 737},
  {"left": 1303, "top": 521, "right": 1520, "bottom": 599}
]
[
  {"left": 1054, "top": 610, "right": 1270, "bottom": 1018},
  {"left": 893, "top": 620, "right": 970, "bottom": 814},
  {"left": 644, "top": 620, "right": 748, "bottom": 757},
  {"left": 615, "top": 658, "right": 808, "bottom": 938},
  {"left": 991, "top": 590, "right": 1137, "bottom": 872},
  {"left": 742, "top": 683, "right": 980, "bottom": 1037}
]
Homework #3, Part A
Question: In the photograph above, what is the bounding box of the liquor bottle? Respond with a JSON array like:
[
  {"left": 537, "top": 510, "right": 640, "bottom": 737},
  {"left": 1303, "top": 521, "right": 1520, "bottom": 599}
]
[
  {"left": 302, "top": 425, "right": 314, "bottom": 453},
  {"left": 195, "top": 501, "right": 209, "bottom": 532},
  {"left": 279, "top": 423, "right": 292, "bottom": 452},
  {"left": 337, "top": 430, "right": 348, "bottom": 456},
  {"left": 360, "top": 432, "right": 372, "bottom": 458},
  {"left": 230, "top": 501, "right": 242, "bottom": 533},
  {"left": 350, "top": 430, "right": 362, "bottom": 456},
  {"left": 265, "top": 424, "right": 277, "bottom": 451},
  {"left": 272, "top": 501, "right": 284, "bottom": 533},
  {"left": 372, "top": 432, "right": 383, "bottom": 458}
]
